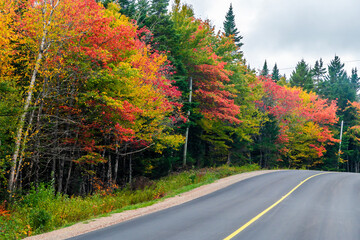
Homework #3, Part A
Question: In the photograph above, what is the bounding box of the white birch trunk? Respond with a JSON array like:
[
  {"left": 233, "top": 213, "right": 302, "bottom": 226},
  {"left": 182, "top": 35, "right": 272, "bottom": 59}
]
[{"left": 8, "top": 0, "right": 60, "bottom": 195}]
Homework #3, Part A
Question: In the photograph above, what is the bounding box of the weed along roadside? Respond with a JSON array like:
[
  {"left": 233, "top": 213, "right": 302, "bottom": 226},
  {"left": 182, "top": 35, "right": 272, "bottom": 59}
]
[{"left": 1, "top": 165, "right": 262, "bottom": 239}]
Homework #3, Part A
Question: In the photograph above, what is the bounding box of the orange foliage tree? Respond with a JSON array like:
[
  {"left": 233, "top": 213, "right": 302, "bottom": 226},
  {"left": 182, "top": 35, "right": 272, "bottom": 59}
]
[
  {"left": 6, "top": 0, "right": 184, "bottom": 195},
  {"left": 259, "top": 76, "right": 338, "bottom": 167}
]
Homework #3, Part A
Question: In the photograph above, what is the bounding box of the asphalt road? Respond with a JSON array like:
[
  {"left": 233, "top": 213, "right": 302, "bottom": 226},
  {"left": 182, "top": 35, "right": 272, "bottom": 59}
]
[{"left": 69, "top": 170, "right": 360, "bottom": 240}]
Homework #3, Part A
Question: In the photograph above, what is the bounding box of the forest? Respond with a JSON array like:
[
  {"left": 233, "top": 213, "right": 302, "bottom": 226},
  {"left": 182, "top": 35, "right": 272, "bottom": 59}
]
[{"left": 1, "top": 0, "right": 360, "bottom": 203}]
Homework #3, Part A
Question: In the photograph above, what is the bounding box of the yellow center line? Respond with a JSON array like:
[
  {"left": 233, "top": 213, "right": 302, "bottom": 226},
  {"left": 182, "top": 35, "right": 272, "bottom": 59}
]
[{"left": 223, "top": 172, "right": 328, "bottom": 240}]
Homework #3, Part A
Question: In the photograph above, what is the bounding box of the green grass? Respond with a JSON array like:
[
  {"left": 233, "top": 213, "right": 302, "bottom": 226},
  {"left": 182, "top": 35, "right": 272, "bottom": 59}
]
[{"left": 0, "top": 164, "right": 260, "bottom": 239}]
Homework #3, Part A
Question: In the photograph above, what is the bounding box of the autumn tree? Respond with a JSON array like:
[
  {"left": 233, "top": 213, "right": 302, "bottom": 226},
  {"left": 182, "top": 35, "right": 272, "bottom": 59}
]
[
  {"left": 2, "top": 0, "right": 185, "bottom": 196},
  {"left": 169, "top": 1, "right": 246, "bottom": 165},
  {"left": 260, "top": 76, "right": 338, "bottom": 168}
]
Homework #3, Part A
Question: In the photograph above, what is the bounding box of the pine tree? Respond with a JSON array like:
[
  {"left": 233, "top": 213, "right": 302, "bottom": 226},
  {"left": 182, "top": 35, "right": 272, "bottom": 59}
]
[
  {"left": 271, "top": 63, "right": 280, "bottom": 82},
  {"left": 151, "top": 0, "right": 170, "bottom": 15},
  {"left": 260, "top": 60, "right": 269, "bottom": 76},
  {"left": 223, "top": 3, "right": 243, "bottom": 48},
  {"left": 289, "top": 59, "right": 313, "bottom": 91}
]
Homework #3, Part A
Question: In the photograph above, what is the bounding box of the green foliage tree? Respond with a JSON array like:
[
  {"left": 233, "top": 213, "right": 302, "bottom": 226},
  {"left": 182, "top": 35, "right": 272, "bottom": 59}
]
[
  {"left": 150, "top": 0, "right": 170, "bottom": 15},
  {"left": 315, "top": 56, "right": 356, "bottom": 171},
  {"left": 271, "top": 63, "right": 280, "bottom": 82},
  {"left": 118, "top": 0, "right": 136, "bottom": 16},
  {"left": 223, "top": 3, "right": 243, "bottom": 48},
  {"left": 317, "top": 56, "right": 355, "bottom": 111},
  {"left": 312, "top": 58, "right": 326, "bottom": 85},
  {"left": 289, "top": 59, "right": 313, "bottom": 91},
  {"left": 135, "top": 0, "right": 150, "bottom": 25},
  {"left": 253, "top": 116, "right": 280, "bottom": 168},
  {"left": 350, "top": 68, "right": 360, "bottom": 92},
  {"left": 260, "top": 60, "right": 269, "bottom": 76}
]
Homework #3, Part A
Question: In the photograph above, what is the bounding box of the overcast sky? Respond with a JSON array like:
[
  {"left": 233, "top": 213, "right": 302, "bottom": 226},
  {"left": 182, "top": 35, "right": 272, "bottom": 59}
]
[{"left": 169, "top": 0, "right": 360, "bottom": 77}]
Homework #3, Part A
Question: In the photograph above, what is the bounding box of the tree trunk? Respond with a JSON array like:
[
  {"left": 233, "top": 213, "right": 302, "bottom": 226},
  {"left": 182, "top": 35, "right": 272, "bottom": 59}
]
[
  {"left": 64, "top": 161, "right": 72, "bottom": 194},
  {"left": 114, "top": 143, "right": 119, "bottom": 183},
  {"left": 57, "top": 157, "right": 65, "bottom": 193},
  {"left": 129, "top": 154, "right": 132, "bottom": 184},
  {"left": 14, "top": 109, "right": 36, "bottom": 189},
  {"left": 107, "top": 155, "right": 112, "bottom": 185},
  {"left": 8, "top": 0, "right": 60, "bottom": 196},
  {"left": 226, "top": 151, "right": 231, "bottom": 165}
]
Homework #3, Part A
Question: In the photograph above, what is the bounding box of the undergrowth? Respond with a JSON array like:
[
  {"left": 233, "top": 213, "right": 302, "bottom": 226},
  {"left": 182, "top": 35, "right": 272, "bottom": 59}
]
[{"left": 0, "top": 164, "right": 260, "bottom": 239}]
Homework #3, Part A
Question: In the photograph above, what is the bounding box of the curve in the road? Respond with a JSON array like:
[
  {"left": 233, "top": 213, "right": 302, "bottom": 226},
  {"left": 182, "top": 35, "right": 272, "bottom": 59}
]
[
  {"left": 223, "top": 172, "right": 328, "bottom": 240},
  {"left": 69, "top": 170, "right": 360, "bottom": 240}
]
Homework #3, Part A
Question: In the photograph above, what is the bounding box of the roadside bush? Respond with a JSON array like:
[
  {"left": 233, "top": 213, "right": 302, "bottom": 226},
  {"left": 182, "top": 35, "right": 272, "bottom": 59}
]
[
  {"left": 4, "top": 164, "right": 260, "bottom": 238},
  {"left": 29, "top": 209, "right": 52, "bottom": 231}
]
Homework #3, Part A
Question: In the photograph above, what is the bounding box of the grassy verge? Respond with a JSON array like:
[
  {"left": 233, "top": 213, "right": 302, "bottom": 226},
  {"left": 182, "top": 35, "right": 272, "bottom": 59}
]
[{"left": 0, "top": 164, "right": 260, "bottom": 239}]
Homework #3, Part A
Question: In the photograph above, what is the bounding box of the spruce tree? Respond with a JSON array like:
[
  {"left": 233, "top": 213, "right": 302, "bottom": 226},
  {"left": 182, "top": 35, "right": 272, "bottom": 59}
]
[
  {"left": 118, "top": 0, "right": 136, "bottom": 17},
  {"left": 289, "top": 59, "right": 313, "bottom": 91},
  {"left": 150, "top": 0, "right": 170, "bottom": 15},
  {"left": 312, "top": 58, "right": 326, "bottom": 83},
  {"left": 327, "top": 55, "right": 347, "bottom": 84},
  {"left": 271, "top": 63, "right": 280, "bottom": 82},
  {"left": 317, "top": 56, "right": 355, "bottom": 110},
  {"left": 223, "top": 3, "right": 243, "bottom": 48},
  {"left": 260, "top": 60, "right": 269, "bottom": 76}
]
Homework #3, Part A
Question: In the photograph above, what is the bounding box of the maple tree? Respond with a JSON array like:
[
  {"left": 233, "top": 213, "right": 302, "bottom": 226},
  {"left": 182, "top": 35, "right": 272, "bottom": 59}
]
[
  {"left": 171, "top": 2, "right": 240, "bottom": 124},
  {"left": 259, "top": 76, "right": 338, "bottom": 167},
  {"left": 169, "top": 2, "right": 251, "bottom": 165},
  {"left": 3, "top": 0, "right": 184, "bottom": 196}
]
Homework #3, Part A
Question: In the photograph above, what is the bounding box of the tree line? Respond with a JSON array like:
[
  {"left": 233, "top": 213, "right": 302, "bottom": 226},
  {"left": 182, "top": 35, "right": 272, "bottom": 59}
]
[{"left": 0, "top": 0, "right": 356, "bottom": 199}]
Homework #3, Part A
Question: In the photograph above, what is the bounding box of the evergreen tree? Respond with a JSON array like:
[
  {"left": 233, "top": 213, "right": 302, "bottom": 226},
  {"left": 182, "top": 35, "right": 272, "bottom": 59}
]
[
  {"left": 253, "top": 116, "right": 280, "bottom": 168},
  {"left": 223, "top": 3, "right": 243, "bottom": 48},
  {"left": 260, "top": 60, "right": 269, "bottom": 76},
  {"left": 312, "top": 58, "right": 326, "bottom": 84},
  {"left": 350, "top": 68, "right": 360, "bottom": 92},
  {"left": 317, "top": 56, "right": 356, "bottom": 171},
  {"left": 289, "top": 59, "right": 313, "bottom": 91},
  {"left": 327, "top": 55, "right": 347, "bottom": 84},
  {"left": 271, "top": 63, "right": 280, "bottom": 82},
  {"left": 135, "top": 0, "right": 150, "bottom": 26},
  {"left": 151, "top": 0, "right": 170, "bottom": 15},
  {"left": 118, "top": 0, "right": 136, "bottom": 17},
  {"left": 317, "top": 56, "right": 355, "bottom": 111}
]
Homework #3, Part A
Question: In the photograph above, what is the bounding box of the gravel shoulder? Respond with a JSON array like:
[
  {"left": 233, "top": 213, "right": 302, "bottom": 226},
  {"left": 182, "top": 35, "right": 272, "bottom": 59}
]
[{"left": 25, "top": 170, "right": 278, "bottom": 240}]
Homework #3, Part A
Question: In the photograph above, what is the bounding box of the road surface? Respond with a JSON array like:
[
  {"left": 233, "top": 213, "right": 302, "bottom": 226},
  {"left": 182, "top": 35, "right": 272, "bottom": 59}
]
[{"left": 69, "top": 170, "right": 360, "bottom": 240}]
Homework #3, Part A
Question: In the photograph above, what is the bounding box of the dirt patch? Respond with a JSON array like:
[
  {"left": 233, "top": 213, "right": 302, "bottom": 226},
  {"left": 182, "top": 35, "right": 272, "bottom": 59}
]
[{"left": 25, "top": 170, "right": 278, "bottom": 240}]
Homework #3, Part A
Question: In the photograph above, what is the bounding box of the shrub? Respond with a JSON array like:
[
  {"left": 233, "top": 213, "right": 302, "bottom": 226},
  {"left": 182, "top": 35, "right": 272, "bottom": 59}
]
[
  {"left": 5, "top": 164, "right": 261, "bottom": 238},
  {"left": 29, "top": 209, "right": 52, "bottom": 231}
]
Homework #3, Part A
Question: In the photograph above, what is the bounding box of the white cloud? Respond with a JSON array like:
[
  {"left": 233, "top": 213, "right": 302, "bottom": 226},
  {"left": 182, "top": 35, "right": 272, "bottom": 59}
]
[{"left": 169, "top": 0, "right": 360, "bottom": 76}]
